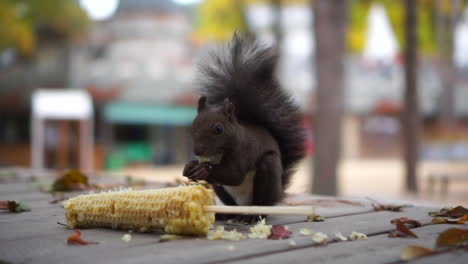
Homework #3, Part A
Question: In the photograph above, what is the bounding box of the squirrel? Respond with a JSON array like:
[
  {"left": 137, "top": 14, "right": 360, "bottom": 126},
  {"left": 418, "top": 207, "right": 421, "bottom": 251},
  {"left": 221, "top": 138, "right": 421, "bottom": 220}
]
[{"left": 183, "top": 33, "right": 305, "bottom": 208}]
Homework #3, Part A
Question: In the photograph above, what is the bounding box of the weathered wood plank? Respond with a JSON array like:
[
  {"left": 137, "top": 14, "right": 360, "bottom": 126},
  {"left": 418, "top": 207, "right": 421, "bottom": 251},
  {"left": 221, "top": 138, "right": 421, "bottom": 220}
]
[
  {"left": 227, "top": 224, "right": 466, "bottom": 264},
  {"left": 0, "top": 205, "right": 436, "bottom": 264}
]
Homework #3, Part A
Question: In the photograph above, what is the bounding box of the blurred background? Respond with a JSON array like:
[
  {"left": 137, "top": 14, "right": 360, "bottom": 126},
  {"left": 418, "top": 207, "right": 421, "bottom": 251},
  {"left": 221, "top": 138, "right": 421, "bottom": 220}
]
[{"left": 0, "top": 0, "right": 467, "bottom": 205}]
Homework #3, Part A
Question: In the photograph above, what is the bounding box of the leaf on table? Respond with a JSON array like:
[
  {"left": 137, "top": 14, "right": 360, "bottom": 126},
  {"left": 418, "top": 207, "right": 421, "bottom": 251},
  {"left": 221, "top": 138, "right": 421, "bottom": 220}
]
[
  {"left": 67, "top": 230, "right": 98, "bottom": 245},
  {"left": 372, "top": 202, "right": 409, "bottom": 212},
  {"left": 429, "top": 206, "right": 468, "bottom": 218},
  {"left": 431, "top": 215, "right": 468, "bottom": 225},
  {"left": 435, "top": 228, "right": 468, "bottom": 249},
  {"left": 431, "top": 217, "right": 449, "bottom": 224},
  {"left": 268, "top": 225, "right": 292, "bottom": 240},
  {"left": 400, "top": 245, "right": 437, "bottom": 261},
  {"left": 52, "top": 169, "right": 89, "bottom": 192},
  {"left": 389, "top": 222, "right": 418, "bottom": 238},
  {"left": 390, "top": 217, "right": 422, "bottom": 227},
  {"left": 456, "top": 214, "right": 468, "bottom": 224},
  {"left": 0, "top": 200, "right": 31, "bottom": 213},
  {"left": 307, "top": 214, "right": 325, "bottom": 222}
]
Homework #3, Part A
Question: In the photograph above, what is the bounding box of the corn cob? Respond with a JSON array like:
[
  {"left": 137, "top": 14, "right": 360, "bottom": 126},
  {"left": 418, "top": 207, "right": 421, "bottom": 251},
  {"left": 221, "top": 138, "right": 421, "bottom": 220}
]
[{"left": 63, "top": 185, "right": 215, "bottom": 236}]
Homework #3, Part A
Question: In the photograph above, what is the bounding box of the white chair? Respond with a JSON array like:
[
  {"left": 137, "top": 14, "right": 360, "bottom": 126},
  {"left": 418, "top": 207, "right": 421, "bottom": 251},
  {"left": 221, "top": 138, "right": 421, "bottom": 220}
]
[{"left": 31, "top": 89, "right": 94, "bottom": 172}]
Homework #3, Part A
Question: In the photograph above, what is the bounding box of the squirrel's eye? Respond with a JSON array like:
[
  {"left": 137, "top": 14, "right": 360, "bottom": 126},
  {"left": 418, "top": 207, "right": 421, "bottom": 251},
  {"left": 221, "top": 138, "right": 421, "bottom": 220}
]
[{"left": 213, "top": 124, "right": 224, "bottom": 135}]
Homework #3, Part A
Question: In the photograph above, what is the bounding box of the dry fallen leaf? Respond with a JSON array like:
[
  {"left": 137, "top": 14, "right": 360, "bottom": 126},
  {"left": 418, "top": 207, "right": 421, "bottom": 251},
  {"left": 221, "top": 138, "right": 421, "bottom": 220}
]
[
  {"left": 390, "top": 217, "right": 422, "bottom": 227},
  {"left": 0, "top": 200, "right": 31, "bottom": 213},
  {"left": 435, "top": 228, "right": 468, "bottom": 249},
  {"left": 431, "top": 215, "right": 468, "bottom": 225},
  {"left": 429, "top": 206, "right": 468, "bottom": 218},
  {"left": 389, "top": 222, "right": 418, "bottom": 238},
  {"left": 307, "top": 215, "right": 325, "bottom": 222},
  {"left": 388, "top": 217, "right": 420, "bottom": 238},
  {"left": 369, "top": 198, "right": 409, "bottom": 212},
  {"left": 268, "top": 225, "right": 292, "bottom": 240},
  {"left": 52, "top": 169, "right": 89, "bottom": 192},
  {"left": 67, "top": 230, "right": 98, "bottom": 245},
  {"left": 400, "top": 245, "right": 436, "bottom": 261},
  {"left": 431, "top": 217, "right": 449, "bottom": 225},
  {"left": 456, "top": 214, "right": 468, "bottom": 224}
]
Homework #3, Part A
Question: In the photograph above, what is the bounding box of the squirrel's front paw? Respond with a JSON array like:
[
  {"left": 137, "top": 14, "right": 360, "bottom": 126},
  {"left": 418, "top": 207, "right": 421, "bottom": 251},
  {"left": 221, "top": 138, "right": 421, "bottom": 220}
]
[{"left": 183, "top": 160, "right": 212, "bottom": 182}]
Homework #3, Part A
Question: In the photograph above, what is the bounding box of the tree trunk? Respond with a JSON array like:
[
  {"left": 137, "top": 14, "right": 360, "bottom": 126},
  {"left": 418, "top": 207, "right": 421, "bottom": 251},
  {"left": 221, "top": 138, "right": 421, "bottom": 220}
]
[
  {"left": 312, "top": 0, "right": 348, "bottom": 195},
  {"left": 402, "top": 0, "right": 420, "bottom": 193},
  {"left": 436, "top": 0, "right": 461, "bottom": 129}
]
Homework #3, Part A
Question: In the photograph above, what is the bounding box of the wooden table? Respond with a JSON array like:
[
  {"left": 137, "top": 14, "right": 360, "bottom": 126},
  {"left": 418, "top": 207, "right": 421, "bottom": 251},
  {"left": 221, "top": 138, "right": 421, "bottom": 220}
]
[{"left": 0, "top": 175, "right": 466, "bottom": 264}]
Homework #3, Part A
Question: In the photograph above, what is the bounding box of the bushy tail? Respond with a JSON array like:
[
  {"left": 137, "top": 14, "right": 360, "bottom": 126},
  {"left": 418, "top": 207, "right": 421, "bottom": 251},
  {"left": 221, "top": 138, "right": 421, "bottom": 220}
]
[{"left": 197, "top": 33, "right": 305, "bottom": 187}]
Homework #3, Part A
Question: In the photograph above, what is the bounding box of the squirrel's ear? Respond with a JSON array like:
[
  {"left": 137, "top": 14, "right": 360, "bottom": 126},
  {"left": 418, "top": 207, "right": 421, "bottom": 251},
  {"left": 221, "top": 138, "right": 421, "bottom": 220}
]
[
  {"left": 223, "top": 98, "right": 235, "bottom": 121},
  {"left": 198, "top": 96, "right": 207, "bottom": 113}
]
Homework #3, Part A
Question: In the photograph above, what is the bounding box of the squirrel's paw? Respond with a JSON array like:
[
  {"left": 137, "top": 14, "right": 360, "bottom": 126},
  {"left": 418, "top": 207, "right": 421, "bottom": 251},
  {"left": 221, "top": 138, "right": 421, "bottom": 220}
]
[{"left": 183, "top": 160, "right": 212, "bottom": 182}]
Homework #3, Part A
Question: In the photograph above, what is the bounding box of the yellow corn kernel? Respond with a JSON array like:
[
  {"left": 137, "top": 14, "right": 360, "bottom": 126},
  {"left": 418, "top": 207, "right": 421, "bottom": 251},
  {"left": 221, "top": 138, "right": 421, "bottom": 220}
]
[{"left": 63, "top": 185, "right": 215, "bottom": 236}]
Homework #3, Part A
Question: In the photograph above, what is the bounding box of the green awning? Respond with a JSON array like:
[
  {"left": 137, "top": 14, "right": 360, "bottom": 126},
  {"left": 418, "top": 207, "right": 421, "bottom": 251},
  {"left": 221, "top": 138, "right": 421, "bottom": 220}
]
[{"left": 104, "top": 102, "right": 197, "bottom": 126}]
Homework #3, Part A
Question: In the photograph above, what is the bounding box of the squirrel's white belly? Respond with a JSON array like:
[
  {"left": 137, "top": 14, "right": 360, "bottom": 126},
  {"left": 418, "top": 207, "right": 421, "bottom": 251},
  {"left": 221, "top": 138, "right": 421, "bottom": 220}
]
[{"left": 223, "top": 170, "right": 255, "bottom": 206}]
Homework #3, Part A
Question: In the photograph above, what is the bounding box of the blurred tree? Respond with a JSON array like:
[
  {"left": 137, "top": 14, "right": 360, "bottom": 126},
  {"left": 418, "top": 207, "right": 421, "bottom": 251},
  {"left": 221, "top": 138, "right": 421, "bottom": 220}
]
[
  {"left": 347, "top": 0, "right": 437, "bottom": 54},
  {"left": 436, "top": 0, "right": 463, "bottom": 129},
  {"left": 0, "top": 0, "right": 89, "bottom": 58},
  {"left": 402, "top": 0, "right": 420, "bottom": 193},
  {"left": 312, "top": 0, "right": 348, "bottom": 195},
  {"left": 194, "top": 0, "right": 249, "bottom": 43}
]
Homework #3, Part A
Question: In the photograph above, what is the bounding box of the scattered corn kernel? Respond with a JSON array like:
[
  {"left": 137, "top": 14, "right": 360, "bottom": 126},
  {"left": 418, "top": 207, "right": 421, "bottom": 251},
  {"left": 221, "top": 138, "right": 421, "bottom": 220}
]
[
  {"left": 289, "top": 240, "right": 297, "bottom": 247},
  {"left": 121, "top": 234, "right": 132, "bottom": 242},
  {"left": 349, "top": 231, "right": 367, "bottom": 240},
  {"left": 207, "top": 226, "right": 245, "bottom": 241},
  {"left": 248, "top": 218, "right": 272, "bottom": 239},
  {"left": 227, "top": 245, "right": 236, "bottom": 251},
  {"left": 299, "top": 228, "right": 313, "bottom": 236},
  {"left": 334, "top": 232, "right": 348, "bottom": 241},
  {"left": 312, "top": 232, "right": 328, "bottom": 243}
]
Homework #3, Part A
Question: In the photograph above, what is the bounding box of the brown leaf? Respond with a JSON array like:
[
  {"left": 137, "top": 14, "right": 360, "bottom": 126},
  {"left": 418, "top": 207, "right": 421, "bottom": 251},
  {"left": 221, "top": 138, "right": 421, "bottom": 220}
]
[
  {"left": 431, "top": 215, "right": 468, "bottom": 225},
  {"left": 455, "top": 214, "right": 468, "bottom": 224},
  {"left": 52, "top": 169, "right": 89, "bottom": 192},
  {"left": 389, "top": 222, "right": 418, "bottom": 238},
  {"left": 431, "top": 217, "right": 448, "bottom": 224},
  {"left": 0, "top": 200, "right": 31, "bottom": 212},
  {"left": 429, "top": 206, "right": 468, "bottom": 218},
  {"left": 307, "top": 215, "right": 325, "bottom": 222},
  {"left": 373, "top": 203, "right": 408, "bottom": 212},
  {"left": 401, "top": 245, "right": 437, "bottom": 261},
  {"left": 390, "top": 217, "right": 422, "bottom": 227},
  {"left": 0, "top": 201, "right": 8, "bottom": 210},
  {"left": 368, "top": 198, "right": 409, "bottom": 212},
  {"left": 435, "top": 228, "right": 468, "bottom": 249},
  {"left": 268, "top": 225, "right": 292, "bottom": 240},
  {"left": 446, "top": 206, "right": 468, "bottom": 218},
  {"left": 67, "top": 230, "right": 98, "bottom": 245}
]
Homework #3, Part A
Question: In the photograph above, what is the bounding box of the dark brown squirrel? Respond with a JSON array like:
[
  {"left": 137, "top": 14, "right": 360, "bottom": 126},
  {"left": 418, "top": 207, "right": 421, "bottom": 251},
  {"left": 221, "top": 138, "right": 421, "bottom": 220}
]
[{"left": 183, "top": 33, "right": 305, "bottom": 208}]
